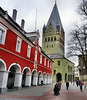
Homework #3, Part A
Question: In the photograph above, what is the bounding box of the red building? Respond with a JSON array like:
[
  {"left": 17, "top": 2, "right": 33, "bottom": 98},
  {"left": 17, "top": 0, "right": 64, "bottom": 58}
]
[{"left": 0, "top": 7, "right": 53, "bottom": 93}]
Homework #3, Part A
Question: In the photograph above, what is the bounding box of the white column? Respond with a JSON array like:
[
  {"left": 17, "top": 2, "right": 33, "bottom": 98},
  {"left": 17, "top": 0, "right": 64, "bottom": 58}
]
[
  {"left": 43, "top": 77, "right": 47, "bottom": 84},
  {"left": 0, "top": 71, "right": 8, "bottom": 93},
  {"left": 33, "top": 75, "right": 38, "bottom": 86},
  {"left": 14, "top": 73, "right": 22, "bottom": 89},
  {"left": 25, "top": 74, "right": 31, "bottom": 87}
]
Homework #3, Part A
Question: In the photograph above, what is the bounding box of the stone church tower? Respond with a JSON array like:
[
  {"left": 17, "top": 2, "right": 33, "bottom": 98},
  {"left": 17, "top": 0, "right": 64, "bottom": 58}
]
[
  {"left": 42, "top": 2, "right": 65, "bottom": 56},
  {"left": 42, "top": 2, "right": 74, "bottom": 82}
]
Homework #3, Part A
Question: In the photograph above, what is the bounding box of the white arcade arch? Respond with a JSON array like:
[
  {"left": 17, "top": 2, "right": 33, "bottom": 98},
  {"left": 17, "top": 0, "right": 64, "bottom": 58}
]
[
  {"left": 0, "top": 58, "right": 6, "bottom": 71},
  {"left": 7, "top": 63, "right": 22, "bottom": 89},
  {"left": 31, "top": 69, "right": 37, "bottom": 86},
  {"left": 22, "top": 67, "right": 31, "bottom": 87}
]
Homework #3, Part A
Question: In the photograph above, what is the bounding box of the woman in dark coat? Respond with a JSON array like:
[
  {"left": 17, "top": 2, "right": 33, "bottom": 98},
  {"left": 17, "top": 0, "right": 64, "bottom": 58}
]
[
  {"left": 54, "top": 83, "right": 60, "bottom": 96},
  {"left": 66, "top": 81, "right": 69, "bottom": 90}
]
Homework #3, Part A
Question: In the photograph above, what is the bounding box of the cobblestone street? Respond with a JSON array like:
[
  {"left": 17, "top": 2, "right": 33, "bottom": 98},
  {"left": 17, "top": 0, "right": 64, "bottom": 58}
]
[{"left": 0, "top": 83, "right": 87, "bottom": 100}]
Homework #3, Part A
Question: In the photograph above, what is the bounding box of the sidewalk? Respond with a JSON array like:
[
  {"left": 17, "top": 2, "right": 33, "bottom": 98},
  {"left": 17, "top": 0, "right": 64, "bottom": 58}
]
[{"left": 0, "top": 83, "right": 87, "bottom": 100}]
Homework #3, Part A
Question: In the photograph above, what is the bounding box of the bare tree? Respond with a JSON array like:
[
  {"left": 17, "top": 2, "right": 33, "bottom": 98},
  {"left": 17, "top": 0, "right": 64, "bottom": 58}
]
[
  {"left": 77, "top": 0, "right": 87, "bottom": 19},
  {"left": 67, "top": 24, "right": 87, "bottom": 74},
  {"left": 67, "top": 0, "right": 87, "bottom": 74}
]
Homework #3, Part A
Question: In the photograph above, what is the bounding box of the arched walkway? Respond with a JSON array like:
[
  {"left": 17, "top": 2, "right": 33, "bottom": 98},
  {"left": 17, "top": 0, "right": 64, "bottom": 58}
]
[
  {"left": 0, "top": 59, "right": 6, "bottom": 71},
  {"left": 38, "top": 71, "right": 42, "bottom": 85},
  {"left": 43, "top": 72, "right": 47, "bottom": 84},
  {"left": 7, "top": 63, "right": 22, "bottom": 89},
  {"left": 0, "top": 59, "right": 8, "bottom": 93},
  {"left": 47, "top": 73, "right": 49, "bottom": 84},
  {"left": 22, "top": 67, "right": 31, "bottom": 87},
  {"left": 56, "top": 73, "right": 62, "bottom": 82},
  {"left": 49, "top": 74, "right": 52, "bottom": 84},
  {"left": 31, "top": 69, "right": 37, "bottom": 86}
]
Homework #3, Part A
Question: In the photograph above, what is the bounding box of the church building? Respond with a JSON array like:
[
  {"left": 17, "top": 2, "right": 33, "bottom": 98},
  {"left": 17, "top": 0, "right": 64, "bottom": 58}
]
[{"left": 42, "top": 2, "right": 74, "bottom": 82}]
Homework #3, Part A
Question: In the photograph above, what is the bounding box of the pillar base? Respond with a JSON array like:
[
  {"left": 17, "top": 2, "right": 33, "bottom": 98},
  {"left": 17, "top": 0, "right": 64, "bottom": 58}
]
[
  {"left": 0, "top": 88, "right": 7, "bottom": 93},
  {"left": 14, "top": 86, "right": 22, "bottom": 90}
]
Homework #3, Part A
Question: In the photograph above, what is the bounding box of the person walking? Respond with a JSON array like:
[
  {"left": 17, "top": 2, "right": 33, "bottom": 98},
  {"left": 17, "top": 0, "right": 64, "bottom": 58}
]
[
  {"left": 53, "top": 83, "right": 60, "bottom": 96},
  {"left": 66, "top": 81, "right": 69, "bottom": 90},
  {"left": 80, "top": 81, "right": 83, "bottom": 91},
  {"left": 76, "top": 80, "right": 79, "bottom": 87}
]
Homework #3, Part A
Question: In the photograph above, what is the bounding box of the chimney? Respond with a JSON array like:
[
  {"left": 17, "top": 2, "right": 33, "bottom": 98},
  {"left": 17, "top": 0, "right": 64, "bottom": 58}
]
[
  {"left": 12, "top": 9, "right": 17, "bottom": 22},
  {"left": 21, "top": 19, "right": 25, "bottom": 30}
]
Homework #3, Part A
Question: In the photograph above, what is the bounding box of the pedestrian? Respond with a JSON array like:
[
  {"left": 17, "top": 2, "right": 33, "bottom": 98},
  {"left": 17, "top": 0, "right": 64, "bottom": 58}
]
[
  {"left": 76, "top": 80, "right": 79, "bottom": 87},
  {"left": 80, "top": 81, "right": 83, "bottom": 91},
  {"left": 53, "top": 82, "right": 60, "bottom": 96},
  {"left": 66, "top": 81, "right": 69, "bottom": 90}
]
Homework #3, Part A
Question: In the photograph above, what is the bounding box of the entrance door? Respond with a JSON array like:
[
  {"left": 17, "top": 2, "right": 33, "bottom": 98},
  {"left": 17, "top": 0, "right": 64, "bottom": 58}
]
[{"left": 56, "top": 73, "right": 62, "bottom": 82}]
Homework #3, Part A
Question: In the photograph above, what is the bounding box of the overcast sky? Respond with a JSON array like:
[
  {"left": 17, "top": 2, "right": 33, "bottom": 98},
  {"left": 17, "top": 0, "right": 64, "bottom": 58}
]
[{"left": 0, "top": 0, "right": 82, "bottom": 66}]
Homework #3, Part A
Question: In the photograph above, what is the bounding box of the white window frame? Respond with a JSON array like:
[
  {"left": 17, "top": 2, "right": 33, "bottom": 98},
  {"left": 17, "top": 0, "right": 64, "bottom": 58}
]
[
  {"left": 16, "top": 37, "right": 22, "bottom": 53},
  {"left": 0, "top": 23, "right": 7, "bottom": 45},
  {"left": 44, "top": 58, "right": 46, "bottom": 66},
  {"left": 27, "top": 45, "right": 31, "bottom": 58},
  {"left": 48, "top": 60, "right": 49, "bottom": 67},
  {"left": 40, "top": 55, "right": 42, "bottom": 64},
  {"left": 35, "top": 50, "right": 37, "bottom": 61}
]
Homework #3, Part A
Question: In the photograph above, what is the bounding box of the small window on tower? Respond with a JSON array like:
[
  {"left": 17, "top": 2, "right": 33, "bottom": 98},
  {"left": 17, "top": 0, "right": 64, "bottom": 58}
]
[
  {"left": 56, "top": 25, "right": 60, "bottom": 32},
  {"left": 54, "top": 36, "right": 56, "bottom": 41},
  {"left": 51, "top": 37, "right": 53, "bottom": 41},
  {"left": 45, "top": 38, "right": 47, "bottom": 42},
  {"left": 48, "top": 37, "right": 50, "bottom": 42},
  {"left": 58, "top": 61, "right": 60, "bottom": 66}
]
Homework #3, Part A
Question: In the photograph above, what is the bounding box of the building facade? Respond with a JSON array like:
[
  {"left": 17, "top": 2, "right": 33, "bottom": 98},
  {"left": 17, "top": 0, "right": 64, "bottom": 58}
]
[
  {"left": 42, "top": 2, "right": 74, "bottom": 82},
  {"left": 0, "top": 7, "right": 53, "bottom": 93}
]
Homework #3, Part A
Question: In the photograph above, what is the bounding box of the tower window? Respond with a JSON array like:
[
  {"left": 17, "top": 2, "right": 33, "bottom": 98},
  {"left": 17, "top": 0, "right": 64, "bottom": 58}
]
[
  {"left": 58, "top": 61, "right": 60, "bottom": 66},
  {"left": 52, "top": 44, "right": 53, "bottom": 47},
  {"left": 48, "top": 37, "right": 50, "bottom": 42},
  {"left": 54, "top": 36, "right": 56, "bottom": 41},
  {"left": 47, "top": 45, "right": 48, "bottom": 48},
  {"left": 51, "top": 37, "right": 53, "bottom": 41},
  {"left": 45, "top": 38, "right": 47, "bottom": 42},
  {"left": 56, "top": 25, "right": 60, "bottom": 32}
]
